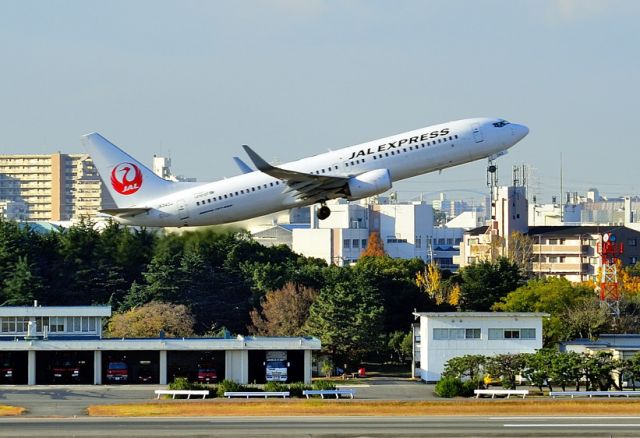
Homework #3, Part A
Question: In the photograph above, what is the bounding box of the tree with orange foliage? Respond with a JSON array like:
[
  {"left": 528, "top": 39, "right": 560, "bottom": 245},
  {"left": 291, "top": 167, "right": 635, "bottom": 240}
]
[
  {"left": 360, "top": 232, "right": 386, "bottom": 258},
  {"left": 249, "top": 282, "right": 317, "bottom": 336}
]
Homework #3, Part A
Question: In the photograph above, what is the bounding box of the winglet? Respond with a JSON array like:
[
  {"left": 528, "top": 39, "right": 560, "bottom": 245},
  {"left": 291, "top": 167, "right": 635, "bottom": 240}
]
[
  {"left": 242, "top": 145, "right": 273, "bottom": 172},
  {"left": 233, "top": 156, "right": 254, "bottom": 174}
]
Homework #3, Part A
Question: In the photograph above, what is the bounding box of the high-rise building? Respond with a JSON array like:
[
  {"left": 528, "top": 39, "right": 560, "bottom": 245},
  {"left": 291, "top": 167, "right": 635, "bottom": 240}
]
[{"left": 0, "top": 153, "right": 115, "bottom": 222}]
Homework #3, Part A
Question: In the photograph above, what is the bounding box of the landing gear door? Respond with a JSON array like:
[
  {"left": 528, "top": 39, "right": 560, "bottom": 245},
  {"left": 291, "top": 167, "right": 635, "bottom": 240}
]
[
  {"left": 472, "top": 123, "right": 484, "bottom": 143},
  {"left": 177, "top": 199, "right": 190, "bottom": 221}
]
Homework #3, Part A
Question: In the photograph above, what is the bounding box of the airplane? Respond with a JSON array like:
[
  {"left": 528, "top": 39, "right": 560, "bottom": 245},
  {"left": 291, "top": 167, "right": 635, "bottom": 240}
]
[{"left": 82, "top": 117, "right": 528, "bottom": 227}]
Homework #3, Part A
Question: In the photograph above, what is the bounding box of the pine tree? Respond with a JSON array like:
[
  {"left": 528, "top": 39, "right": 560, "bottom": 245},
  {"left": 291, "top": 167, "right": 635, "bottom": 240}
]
[{"left": 1, "top": 256, "right": 41, "bottom": 305}]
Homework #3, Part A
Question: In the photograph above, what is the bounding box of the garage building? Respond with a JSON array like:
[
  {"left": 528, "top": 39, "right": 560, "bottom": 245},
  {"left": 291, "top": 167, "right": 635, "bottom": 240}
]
[{"left": 0, "top": 305, "right": 320, "bottom": 385}]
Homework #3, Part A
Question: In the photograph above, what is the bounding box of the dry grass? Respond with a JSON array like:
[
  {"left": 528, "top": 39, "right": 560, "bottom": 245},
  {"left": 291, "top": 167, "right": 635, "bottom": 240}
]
[
  {"left": 88, "top": 399, "right": 640, "bottom": 417},
  {"left": 0, "top": 405, "right": 25, "bottom": 416}
]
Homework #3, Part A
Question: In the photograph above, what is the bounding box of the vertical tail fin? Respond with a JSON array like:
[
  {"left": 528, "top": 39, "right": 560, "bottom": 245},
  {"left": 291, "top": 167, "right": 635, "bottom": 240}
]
[{"left": 82, "top": 133, "right": 175, "bottom": 207}]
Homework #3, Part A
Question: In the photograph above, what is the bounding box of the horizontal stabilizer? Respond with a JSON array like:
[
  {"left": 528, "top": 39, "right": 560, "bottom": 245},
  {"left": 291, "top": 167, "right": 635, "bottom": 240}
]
[{"left": 100, "top": 207, "right": 150, "bottom": 217}]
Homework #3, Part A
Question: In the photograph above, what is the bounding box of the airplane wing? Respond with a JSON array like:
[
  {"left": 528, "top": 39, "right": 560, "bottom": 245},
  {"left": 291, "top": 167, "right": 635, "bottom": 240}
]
[{"left": 242, "top": 145, "right": 349, "bottom": 202}]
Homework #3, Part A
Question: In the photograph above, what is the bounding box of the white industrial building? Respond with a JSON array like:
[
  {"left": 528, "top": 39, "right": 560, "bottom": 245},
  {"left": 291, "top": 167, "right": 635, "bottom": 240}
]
[
  {"left": 290, "top": 200, "right": 436, "bottom": 266},
  {"left": 412, "top": 312, "right": 546, "bottom": 382},
  {"left": 0, "top": 305, "right": 320, "bottom": 386}
]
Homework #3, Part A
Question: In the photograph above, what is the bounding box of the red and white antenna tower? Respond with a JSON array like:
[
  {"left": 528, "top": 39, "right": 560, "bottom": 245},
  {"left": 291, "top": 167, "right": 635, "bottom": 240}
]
[{"left": 596, "top": 232, "right": 624, "bottom": 317}]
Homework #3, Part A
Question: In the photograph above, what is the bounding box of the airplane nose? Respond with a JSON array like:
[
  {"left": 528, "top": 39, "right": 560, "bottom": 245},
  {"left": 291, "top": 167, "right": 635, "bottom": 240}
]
[{"left": 511, "top": 124, "right": 529, "bottom": 141}]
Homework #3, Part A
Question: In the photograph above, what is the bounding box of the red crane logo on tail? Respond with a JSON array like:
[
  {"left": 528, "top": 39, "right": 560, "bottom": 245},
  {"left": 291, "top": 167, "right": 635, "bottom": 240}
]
[{"left": 111, "top": 162, "right": 143, "bottom": 195}]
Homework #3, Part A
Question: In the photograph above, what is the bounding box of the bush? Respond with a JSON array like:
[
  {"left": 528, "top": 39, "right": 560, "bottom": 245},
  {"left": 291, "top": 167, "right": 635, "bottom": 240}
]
[
  {"left": 460, "top": 379, "right": 479, "bottom": 397},
  {"left": 216, "top": 379, "right": 245, "bottom": 397},
  {"left": 264, "top": 381, "right": 288, "bottom": 392},
  {"left": 288, "top": 382, "right": 312, "bottom": 398},
  {"left": 435, "top": 376, "right": 463, "bottom": 398},
  {"left": 169, "top": 377, "right": 191, "bottom": 390},
  {"left": 313, "top": 380, "right": 336, "bottom": 390}
]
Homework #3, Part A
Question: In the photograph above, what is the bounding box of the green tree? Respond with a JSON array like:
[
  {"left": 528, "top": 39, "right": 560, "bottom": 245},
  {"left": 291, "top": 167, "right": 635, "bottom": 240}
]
[
  {"left": 549, "top": 351, "right": 584, "bottom": 391},
  {"left": 305, "top": 268, "right": 384, "bottom": 366},
  {"left": 485, "top": 354, "right": 525, "bottom": 390},
  {"left": 1, "top": 256, "right": 41, "bottom": 305},
  {"left": 493, "top": 277, "right": 595, "bottom": 345},
  {"left": 582, "top": 351, "right": 618, "bottom": 391},
  {"left": 456, "top": 258, "right": 523, "bottom": 311},
  {"left": 521, "top": 349, "right": 555, "bottom": 392},
  {"left": 442, "top": 354, "right": 486, "bottom": 386}
]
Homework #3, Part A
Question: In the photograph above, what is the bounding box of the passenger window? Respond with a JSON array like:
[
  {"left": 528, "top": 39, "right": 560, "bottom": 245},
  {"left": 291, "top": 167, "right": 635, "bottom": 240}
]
[
  {"left": 208, "top": 199, "right": 211, "bottom": 203},
  {"left": 252, "top": 188, "right": 255, "bottom": 192},
  {"left": 196, "top": 201, "right": 200, "bottom": 206},
  {"left": 455, "top": 134, "right": 458, "bottom": 139},
  {"left": 224, "top": 195, "right": 228, "bottom": 199},
  {"left": 270, "top": 182, "right": 273, "bottom": 187},
  {"left": 321, "top": 169, "right": 325, "bottom": 173},
  {"left": 235, "top": 192, "right": 239, "bottom": 196},
  {"left": 385, "top": 153, "right": 389, "bottom": 157}
]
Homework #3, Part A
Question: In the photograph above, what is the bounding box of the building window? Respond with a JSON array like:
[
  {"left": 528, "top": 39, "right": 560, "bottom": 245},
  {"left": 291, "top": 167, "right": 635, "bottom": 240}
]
[
  {"left": 343, "top": 239, "right": 350, "bottom": 249},
  {"left": 504, "top": 330, "right": 520, "bottom": 339},
  {"left": 488, "top": 328, "right": 536, "bottom": 340},
  {"left": 631, "top": 256, "right": 638, "bottom": 264},
  {"left": 49, "top": 317, "right": 65, "bottom": 333},
  {"left": 352, "top": 239, "right": 359, "bottom": 248},
  {"left": 361, "top": 239, "right": 367, "bottom": 248},
  {"left": 548, "top": 238, "right": 558, "bottom": 245},
  {"left": 416, "top": 237, "right": 422, "bottom": 248},
  {"left": 433, "top": 328, "right": 481, "bottom": 340},
  {"left": 548, "top": 256, "right": 558, "bottom": 263},
  {"left": 465, "top": 328, "right": 481, "bottom": 339},
  {"left": 629, "top": 239, "right": 637, "bottom": 247}
]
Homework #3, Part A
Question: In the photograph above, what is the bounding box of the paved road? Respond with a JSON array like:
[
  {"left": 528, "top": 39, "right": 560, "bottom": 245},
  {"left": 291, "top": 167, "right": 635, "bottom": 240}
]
[
  {"left": 0, "top": 379, "right": 439, "bottom": 416},
  {"left": 2, "top": 415, "right": 640, "bottom": 437}
]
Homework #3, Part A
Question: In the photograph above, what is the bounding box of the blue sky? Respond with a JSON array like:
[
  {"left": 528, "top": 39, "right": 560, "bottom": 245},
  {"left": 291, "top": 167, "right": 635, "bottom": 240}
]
[{"left": 1, "top": 0, "right": 638, "bottom": 203}]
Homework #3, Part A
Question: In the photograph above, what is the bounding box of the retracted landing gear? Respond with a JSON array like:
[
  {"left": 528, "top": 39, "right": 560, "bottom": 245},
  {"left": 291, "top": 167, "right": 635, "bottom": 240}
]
[{"left": 317, "top": 202, "right": 331, "bottom": 220}]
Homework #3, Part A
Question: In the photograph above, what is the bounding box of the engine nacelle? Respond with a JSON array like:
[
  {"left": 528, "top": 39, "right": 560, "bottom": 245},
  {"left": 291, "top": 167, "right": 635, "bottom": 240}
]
[{"left": 346, "top": 169, "right": 392, "bottom": 200}]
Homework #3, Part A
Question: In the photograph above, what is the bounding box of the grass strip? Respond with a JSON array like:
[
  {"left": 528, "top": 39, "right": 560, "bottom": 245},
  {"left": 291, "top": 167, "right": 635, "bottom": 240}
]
[
  {"left": 88, "top": 399, "right": 640, "bottom": 417},
  {"left": 0, "top": 405, "right": 25, "bottom": 416}
]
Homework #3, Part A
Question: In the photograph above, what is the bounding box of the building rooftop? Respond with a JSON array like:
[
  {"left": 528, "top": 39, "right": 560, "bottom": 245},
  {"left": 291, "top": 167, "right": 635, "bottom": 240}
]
[
  {"left": 413, "top": 312, "right": 548, "bottom": 318},
  {"left": 0, "top": 306, "right": 112, "bottom": 317}
]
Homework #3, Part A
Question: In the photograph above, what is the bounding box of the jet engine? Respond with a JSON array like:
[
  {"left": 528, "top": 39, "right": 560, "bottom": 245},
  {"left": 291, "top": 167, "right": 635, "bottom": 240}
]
[{"left": 346, "top": 169, "right": 392, "bottom": 200}]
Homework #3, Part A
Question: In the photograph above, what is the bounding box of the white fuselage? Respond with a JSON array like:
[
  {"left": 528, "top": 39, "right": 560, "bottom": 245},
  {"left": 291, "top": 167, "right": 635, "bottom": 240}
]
[{"left": 114, "top": 118, "right": 527, "bottom": 227}]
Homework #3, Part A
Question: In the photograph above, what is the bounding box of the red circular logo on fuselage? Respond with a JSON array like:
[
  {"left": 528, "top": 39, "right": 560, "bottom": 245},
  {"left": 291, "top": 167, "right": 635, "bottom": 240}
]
[{"left": 111, "top": 162, "right": 143, "bottom": 195}]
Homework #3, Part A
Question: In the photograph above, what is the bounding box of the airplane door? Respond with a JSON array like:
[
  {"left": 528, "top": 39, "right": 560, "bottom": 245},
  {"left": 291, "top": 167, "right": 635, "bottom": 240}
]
[
  {"left": 471, "top": 123, "right": 484, "bottom": 143},
  {"left": 177, "top": 199, "right": 190, "bottom": 221}
]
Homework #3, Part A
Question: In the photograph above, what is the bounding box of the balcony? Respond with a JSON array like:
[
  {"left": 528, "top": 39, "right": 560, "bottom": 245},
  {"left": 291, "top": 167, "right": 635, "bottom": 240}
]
[
  {"left": 532, "top": 244, "right": 587, "bottom": 255},
  {"left": 532, "top": 262, "right": 588, "bottom": 273}
]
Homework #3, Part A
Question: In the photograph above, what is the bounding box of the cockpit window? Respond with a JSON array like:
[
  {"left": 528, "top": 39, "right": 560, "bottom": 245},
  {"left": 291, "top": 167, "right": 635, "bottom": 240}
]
[{"left": 493, "top": 120, "right": 510, "bottom": 128}]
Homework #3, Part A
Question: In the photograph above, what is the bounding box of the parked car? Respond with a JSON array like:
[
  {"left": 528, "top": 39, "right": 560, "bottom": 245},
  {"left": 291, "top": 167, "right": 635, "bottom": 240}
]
[
  {"left": 137, "top": 361, "right": 153, "bottom": 383},
  {"left": 0, "top": 358, "right": 13, "bottom": 383},
  {"left": 106, "top": 361, "right": 129, "bottom": 383},
  {"left": 51, "top": 358, "right": 80, "bottom": 383},
  {"left": 197, "top": 362, "right": 217, "bottom": 384}
]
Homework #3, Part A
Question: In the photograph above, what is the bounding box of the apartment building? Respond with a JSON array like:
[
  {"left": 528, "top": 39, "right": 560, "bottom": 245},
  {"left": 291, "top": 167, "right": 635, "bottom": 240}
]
[
  {"left": 460, "top": 225, "right": 640, "bottom": 282},
  {"left": 0, "top": 153, "right": 114, "bottom": 222}
]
